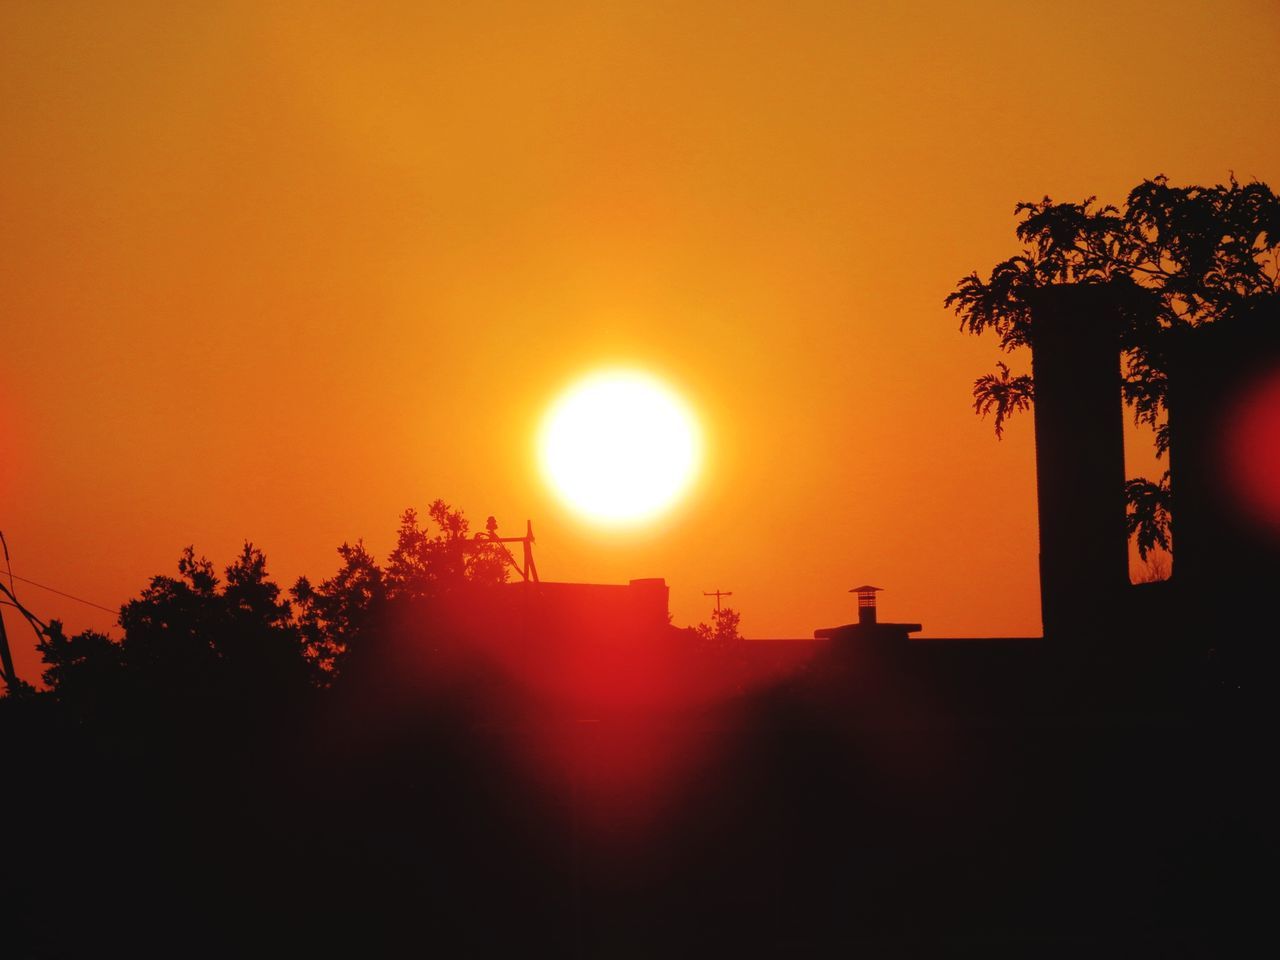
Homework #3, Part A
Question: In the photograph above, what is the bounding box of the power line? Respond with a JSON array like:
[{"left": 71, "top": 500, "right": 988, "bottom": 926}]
[{"left": 5, "top": 572, "right": 116, "bottom": 615}]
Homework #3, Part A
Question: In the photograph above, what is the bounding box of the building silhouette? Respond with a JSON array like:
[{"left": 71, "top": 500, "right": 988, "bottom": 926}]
[{"left": 1024, "top": 283, "right": 1279, "bottom": 663}]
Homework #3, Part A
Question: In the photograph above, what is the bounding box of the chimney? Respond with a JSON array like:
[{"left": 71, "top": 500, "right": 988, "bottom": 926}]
[
  {"left": 1166, "top": 297, "right": 1280, "bottom": 630},
  {"left": 1027, "top": 283, "right": 1133, "bottom": 641},
  {"left": 851, "top": 585, "right": 881, "bottom": 625}
]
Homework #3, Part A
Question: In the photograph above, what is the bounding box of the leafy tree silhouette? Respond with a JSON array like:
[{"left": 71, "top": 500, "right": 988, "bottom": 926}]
[
  {"left": 688, "top": 605, "right": 749, "bottom": 698},
  {"left": 21, "top": 502, "right": 511, "bottom": 710},
  {"left": 220, "top": 542, "right": 309, "bottom": 695},
  {"left": 114, "top": 542, "right": 309, "bottom": 704},
  {"left": 1124, "top": 477, "right": 1173, "bottom": 559},
  {"left": 292, "top": 539, "right": 384, "bottom": 680},
  {"left": 971, "top": 361, "right": 1033, "bottom": 439},
  {"left": 695, "top": 605, "right": 743, "bottom": 646},
  {"left": 946, "top": 175, "right": 1280, "bottom": 557},
  {"left": 36, "top": 623, "right": 123, "bottom": 712},
  {"left": 116, "top": 545, "right": 225, "bottom": 700},
  {"left": 385, "top": 500, "right": 509, "bottom": 600}
]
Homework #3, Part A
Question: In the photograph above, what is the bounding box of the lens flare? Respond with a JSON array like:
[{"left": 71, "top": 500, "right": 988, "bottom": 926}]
[
  {"left": 1224, "top": 366, "right": 1280, "bottom": 533},
  {"left": 539, "top": 370, "right": 701, "bottom": 525}
]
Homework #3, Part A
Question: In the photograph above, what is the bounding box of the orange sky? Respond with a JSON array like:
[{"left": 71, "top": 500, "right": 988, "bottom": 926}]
[{"left": 3, "top": 1, "right": 1278, "bottom": 680}]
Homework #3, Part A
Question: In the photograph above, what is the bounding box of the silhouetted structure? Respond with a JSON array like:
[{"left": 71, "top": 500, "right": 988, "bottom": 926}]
[
  {"left": 458, "top": 577, "right": 671, "bottom": 638},
  {"left": 367, "top": 576, "right": 677, "bottom": 711},
  {"left": 477, "top": 516, "right": 540, "bottom": 583},
  {"left": 515, "top": 577, "right": 670, "bottom": 637},
  {"left": 3, "top": 507, "right": 1256, "bottom": 955},
  {"left": 0, "top": 606, "right": 17, "bottom": 691},
  {"left": 1166, "top": 295, "right": 1280, "bottom": 658},
  {"left": 702, "top": 588, "right": 732, "bottom": 612},
  {"left": 814, "top": 585, "right": 922, "bottom": 642},
  {"left": 1022, "top": 281, "right": 1280, "bottom": 661},
  {"left": 1026, "top": 284, "right": 1132, "bottom": 641}
]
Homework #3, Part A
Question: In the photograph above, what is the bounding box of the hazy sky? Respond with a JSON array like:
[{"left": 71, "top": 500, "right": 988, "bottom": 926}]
[{"left": 3, "top": 0, "right": 1278, "bottom": 679}]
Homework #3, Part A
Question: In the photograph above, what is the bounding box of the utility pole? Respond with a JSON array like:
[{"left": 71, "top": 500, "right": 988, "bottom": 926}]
[
  {"left": 702, "top": 589, "right": 732, "bottom": 613},
  {"left": 0, "top": 579, "right": 42, "bottom": 691},
  {"left": 0, "top": 602, "right": 17, "bottom": 691},
  {"left": 0, "top": 531, "right": 52, "bottom": 692}
]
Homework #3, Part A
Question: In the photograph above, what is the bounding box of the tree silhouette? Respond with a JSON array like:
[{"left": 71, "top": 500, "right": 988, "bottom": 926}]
[
  {"left": 1124, "top": 474, "right": 1172, "bottom": 560},
  {"left": 946, "top": 175, "right": 1280, "bottom": 553},
  {"left": 695, "top": 606, "right": 742, "bottom": 646},
  {"left": 20, "top": 502, "right": 517, "bottom": 710},
  {"left": 292, "top": 539, "right": 384, "bottom": 679},
  {"left": 385, "top": 500, "right": 509, "bottom": 600},
  {"left": 116, "top": 543, "right": 308, "bottom": 702},
  {"left": 36, "top": 622, "right": 123, "bottom": 711},
  {"left": 219, "top": 542, "right": 309, "bottom": 694},
  {"left": 116, "top": 546, "right": 225, "bottom": 698}
]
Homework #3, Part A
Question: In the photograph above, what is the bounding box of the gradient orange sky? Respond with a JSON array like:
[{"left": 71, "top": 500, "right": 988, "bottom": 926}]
[{"left": 3, "top": 1, "right": 1278, "bottom": 680}]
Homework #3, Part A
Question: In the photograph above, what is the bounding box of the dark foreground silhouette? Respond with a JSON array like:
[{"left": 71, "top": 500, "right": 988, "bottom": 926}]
[
  {"left": 5, "top": 174, "right": 1276, "bottom": 956},
  {"left": 0, "top": 546, "right": 1265, "bottom": 956}
]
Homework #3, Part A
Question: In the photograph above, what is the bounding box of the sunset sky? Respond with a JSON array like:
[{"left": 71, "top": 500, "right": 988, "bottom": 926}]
[{"left": 3, "top": 0, "right": 1278, "bottom": 680}]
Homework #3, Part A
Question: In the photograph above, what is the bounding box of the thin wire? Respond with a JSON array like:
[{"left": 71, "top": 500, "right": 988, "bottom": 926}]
[
  {"left": 1, "top": 530, "right": 114, "bottom": 616},
  {"left": 5, "top": 573, "right": 116, "bottom": 615}
]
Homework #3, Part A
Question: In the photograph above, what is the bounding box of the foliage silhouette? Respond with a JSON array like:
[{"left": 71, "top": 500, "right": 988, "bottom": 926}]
[
  {"left": 946, "top": 174, "right": 1280, "bottom": 552},
  {"left": 1125, "top": 473, "right": 1173, "bottom": 561},
  {"left": 971, "top": 361, "right": 1034, "bottom": 439},
  {"left": 292, "top": 539, "right": 384, "bottom": 679},
  {"left": 10, "top": 502, "right": 530, "bottom": 716},
  {"left": 385, "top": 500, "right": 510, "bottom": 600},
  {"left": 695, "top": 605, "right": 743, "bottom": 647},
  {"left": 36, "top": 622, "right": 123, "bottom": 709},
  {"left": 117, "top": 542, "right": 310, "bottom": 701}
]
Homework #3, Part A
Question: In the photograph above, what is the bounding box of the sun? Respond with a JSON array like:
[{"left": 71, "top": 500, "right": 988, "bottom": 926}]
[{"left": 539, "top": 369, "right": 702, "bottom": 526}]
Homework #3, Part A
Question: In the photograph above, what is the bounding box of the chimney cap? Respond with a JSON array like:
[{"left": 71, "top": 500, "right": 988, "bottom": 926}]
[{"left": 849, "top": 585, "right": 882, "bottom": 594}]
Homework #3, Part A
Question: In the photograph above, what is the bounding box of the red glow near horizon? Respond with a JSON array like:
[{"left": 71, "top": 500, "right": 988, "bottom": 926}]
[
  {"left": 483, "top": 629, "right": 819, "bottom": 843},
  {"left": 1224, "top": 366, "right": 1280, "bottom": 534},
  {"left": 376, "top": 598, "right": 821, "bottom": 842}
]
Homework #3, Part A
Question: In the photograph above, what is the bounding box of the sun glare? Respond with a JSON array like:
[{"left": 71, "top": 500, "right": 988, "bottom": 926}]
[{"left": 539, "top": 370, "right": 702, "bottom": 526}]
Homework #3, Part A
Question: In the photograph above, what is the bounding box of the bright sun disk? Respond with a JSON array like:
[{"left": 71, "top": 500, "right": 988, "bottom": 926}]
[{"left": 539, "top": 370, "right": 701, "bottom": 525}]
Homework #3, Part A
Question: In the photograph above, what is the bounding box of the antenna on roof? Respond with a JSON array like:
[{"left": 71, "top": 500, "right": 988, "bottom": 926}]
[{"left": 477, "top": 517, "right": 540, "bottom": 584}]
